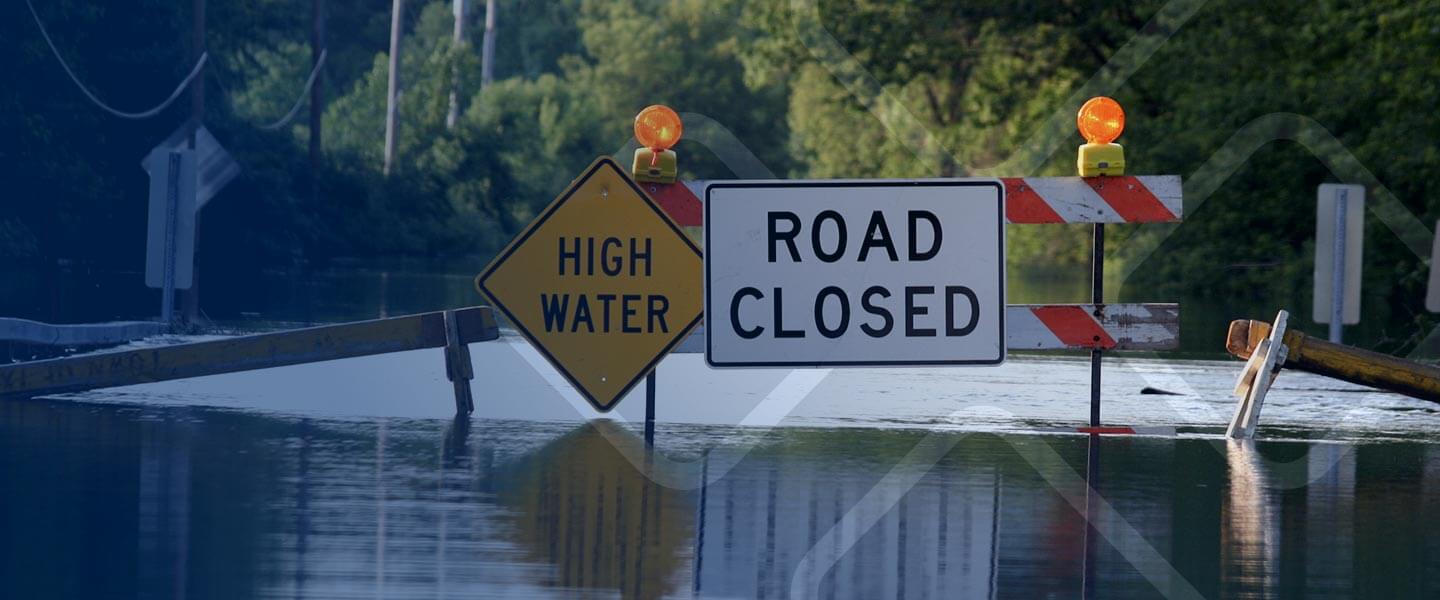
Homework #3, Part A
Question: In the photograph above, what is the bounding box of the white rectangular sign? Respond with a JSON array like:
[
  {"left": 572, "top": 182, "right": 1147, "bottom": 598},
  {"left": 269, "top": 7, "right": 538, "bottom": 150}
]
[
  {"left": 705, "top": 180, "right": 1006, "bottom": 367},
  {"left": 1428, "top": 219, "right": 1440, "bottom": 313},
  {"left": 1313, "top": 183, "right": 1364, "bottom": 325}
]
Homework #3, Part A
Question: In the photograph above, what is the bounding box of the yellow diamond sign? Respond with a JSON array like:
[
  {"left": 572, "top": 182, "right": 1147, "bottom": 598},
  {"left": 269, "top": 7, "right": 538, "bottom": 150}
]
[{"left": 475, "top": 157, "right": 703, "bottom": 411}]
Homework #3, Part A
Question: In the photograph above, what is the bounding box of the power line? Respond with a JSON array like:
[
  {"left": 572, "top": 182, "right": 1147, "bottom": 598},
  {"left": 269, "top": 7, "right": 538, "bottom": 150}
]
[
  {"left": 25, "top": 0, "right": 208, "bottom": 120},
  {"left": 258, "top": 48, "right": 328, "bottom": 130}
]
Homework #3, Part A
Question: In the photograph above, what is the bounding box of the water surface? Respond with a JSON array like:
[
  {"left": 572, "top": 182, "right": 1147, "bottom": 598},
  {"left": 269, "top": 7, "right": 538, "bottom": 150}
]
[{"left": 4, "top": 393, "right": 1439, "bottom": 598}]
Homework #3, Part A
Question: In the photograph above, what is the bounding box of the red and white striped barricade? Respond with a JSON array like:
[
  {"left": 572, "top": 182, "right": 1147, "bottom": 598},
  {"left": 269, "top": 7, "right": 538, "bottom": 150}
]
[{"left": 646, "top": 176, "right": 1183, "bottom": 361}]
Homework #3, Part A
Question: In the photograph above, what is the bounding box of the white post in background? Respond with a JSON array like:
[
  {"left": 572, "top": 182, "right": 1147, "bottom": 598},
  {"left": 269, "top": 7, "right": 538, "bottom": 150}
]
[
  {"left": 480, "top": 0, "right": 496, "bottom": 88},
  {"left": 1329, "top": 187, "right": 1348, "bottom": 343},
  {"left": 446, "top": 0, "right": 466, "bottom": 130},
  {"left": 383, "top": 0, "right": 404, "bottom": 176}
]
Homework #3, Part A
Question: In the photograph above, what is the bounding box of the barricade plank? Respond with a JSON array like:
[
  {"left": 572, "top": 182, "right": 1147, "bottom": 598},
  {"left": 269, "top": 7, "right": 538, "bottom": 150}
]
[{"left": 0, "top": 306, "right": 499, "bottom": 399}]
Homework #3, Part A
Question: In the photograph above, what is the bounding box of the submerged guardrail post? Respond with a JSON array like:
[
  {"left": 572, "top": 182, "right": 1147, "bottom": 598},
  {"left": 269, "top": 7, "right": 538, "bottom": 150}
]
[
  {"left": 644, "top": 371, "right": 656, "bottom": 447},
  {"left": 443, "top": 309, "right": 475, "bottom": 415}
]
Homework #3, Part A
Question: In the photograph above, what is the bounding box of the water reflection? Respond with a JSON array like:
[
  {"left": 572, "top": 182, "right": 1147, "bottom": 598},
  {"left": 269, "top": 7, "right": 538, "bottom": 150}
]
[
  {"left": 137, "top": 417, "right": 192, "bottom": 600},
  {"left": 3, "top": 399, "right": 1440, "bottom": 598},
  {"left": 1222, "top": 440, "right": 1280, "bottom": 598},
  {"left": 491, "top": 422, "right": 692, "bottom": 599}
]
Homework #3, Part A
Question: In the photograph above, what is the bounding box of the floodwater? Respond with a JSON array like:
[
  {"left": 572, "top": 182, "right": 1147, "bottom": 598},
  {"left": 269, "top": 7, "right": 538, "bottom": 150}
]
[
  {"left": 6, "top": 262, "right": 1440, "bottom": 597},
  {"left": 4, "top": 349, "right": 1440, "bottom": 598}
]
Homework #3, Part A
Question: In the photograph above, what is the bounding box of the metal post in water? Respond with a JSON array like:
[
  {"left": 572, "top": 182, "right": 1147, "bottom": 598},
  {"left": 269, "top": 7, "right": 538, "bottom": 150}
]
[
  {"left": 1329, "top": 188, "right": 1348, "bottom": 343},
  {"left": 1081, "top": 433, "right": 1101, "bottom": 599},
  {"left": 160, "top": 152, "right": 181, "bottom": 327},
  {"left": 442, "top": 309, "right": 475, "bottom": 415},
  {"left": 1090, "top": 223, "right": 1105, "bottom": 427},
  {"left": 644, "top": 370, "right": 656, "bottom": 446}
]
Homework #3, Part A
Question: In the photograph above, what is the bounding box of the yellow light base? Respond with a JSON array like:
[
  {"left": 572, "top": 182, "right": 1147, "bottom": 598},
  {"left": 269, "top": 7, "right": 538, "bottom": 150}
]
[
  {"left": 632, "top": 148, "right": 678, "bottom": 184},
  {"left": 1077, "top": 143, "right": 1125, "bottom": 177}
]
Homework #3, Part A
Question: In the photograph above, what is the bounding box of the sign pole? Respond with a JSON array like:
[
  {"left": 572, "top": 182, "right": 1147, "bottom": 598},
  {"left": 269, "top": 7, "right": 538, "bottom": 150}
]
[
  {"left": 1090, "top": 222, "right": 1105, "bottom": 427},
  {"left": 644, "top": 370, "right": 656, "bottom": 447},
  {"left": 161, "top": 152, "right": 182, "bottom": 327},
  {"left": 1329, "top": 188, "right": 1348, "bottom": 343},
  {"left": 182, "top": 0, "right": 207, "bottom": 326}
]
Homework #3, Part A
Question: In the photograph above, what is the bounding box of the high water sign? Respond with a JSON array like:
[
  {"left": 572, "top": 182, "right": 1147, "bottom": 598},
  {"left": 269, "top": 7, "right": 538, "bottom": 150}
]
[
  {"left": 704, "top": 180, "right": 1006, "bottom": 367},
  {"left": 475, "top": 157, "right": 703, "bottom": 412}
]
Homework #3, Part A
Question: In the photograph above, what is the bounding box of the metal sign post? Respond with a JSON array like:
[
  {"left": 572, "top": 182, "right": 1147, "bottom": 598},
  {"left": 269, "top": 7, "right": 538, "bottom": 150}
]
[
  {"left": 146, "top": 150, "right": 197, "bottom": 325},
  {"left": 1329, "top": 188, "right": 1348, "bottom": 343},
  {"left": 141, "top": 123, "right": 239, "bottom": 324},
  {"left": 1090, "top": 222, "right": 1104, "bottom": 428},
  {"left": 161, "top": 152, "right": 182, "bottom": 325}
]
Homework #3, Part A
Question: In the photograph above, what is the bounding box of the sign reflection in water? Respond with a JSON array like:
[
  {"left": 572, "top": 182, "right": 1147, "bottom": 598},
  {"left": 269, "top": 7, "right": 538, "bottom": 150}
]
[{"left": 3, "top": 399, "right": 1440, "bottom": 598}]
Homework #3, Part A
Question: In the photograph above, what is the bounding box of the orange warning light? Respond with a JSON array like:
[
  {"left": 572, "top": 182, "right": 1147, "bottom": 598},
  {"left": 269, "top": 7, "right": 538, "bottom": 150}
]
[
  {"left": 1077, "top": 97, "right": 1125, "bottom": 144},
  {"left": 634, "top": 105, "right": 683, "bottom": 151}
]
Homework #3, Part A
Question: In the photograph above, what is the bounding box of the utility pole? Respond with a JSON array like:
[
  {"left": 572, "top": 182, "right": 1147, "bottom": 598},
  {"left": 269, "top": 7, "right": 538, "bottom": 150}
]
[
  {"left": 183, "top": 0, "right": 206, "bottom": 325},
  {"left": 190, "top": 0, "right": 206, "bottom": 139},
  {"left": 446, "top": 0, "right": 466, "bottom": 130},
  {"left": 480, "top": 0, "right": 496, "bottom": 88},
  {"left": 310, "top": 0, "right": 326, "bottom": 192},
  {"left": 383, "top": 0, "right": 404, "bottom": 176}
]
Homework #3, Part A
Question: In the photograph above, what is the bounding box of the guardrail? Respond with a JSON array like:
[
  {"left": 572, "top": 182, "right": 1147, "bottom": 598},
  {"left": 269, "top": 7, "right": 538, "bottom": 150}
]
[
  {"left": 0, "top": 317, "right": 166, "bottom": 346},
  {"left": 0, "top": 307, "right": 499, "bottom": 412}
]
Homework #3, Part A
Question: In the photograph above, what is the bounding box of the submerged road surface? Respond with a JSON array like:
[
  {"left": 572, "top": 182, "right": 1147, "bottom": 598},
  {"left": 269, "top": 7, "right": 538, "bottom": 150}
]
[
  {"left": 42, "top": 332, "right": 1440, "bottom": 442},
  {"left": 3, "top": 334, "right": 1439, "bottom": 598}
]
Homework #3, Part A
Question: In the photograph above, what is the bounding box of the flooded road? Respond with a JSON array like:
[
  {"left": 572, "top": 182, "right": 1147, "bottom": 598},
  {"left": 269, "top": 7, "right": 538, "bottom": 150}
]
[{"left": 3, "top": 352, "right": 1440, "bottom": 598}]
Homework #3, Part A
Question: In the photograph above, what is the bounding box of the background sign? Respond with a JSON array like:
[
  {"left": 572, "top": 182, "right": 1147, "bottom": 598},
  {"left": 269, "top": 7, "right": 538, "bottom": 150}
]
[
  {"left": 1428, "top": 219, "right": 1440, "bottom": 313},
  {"left": 705, "top": 180, "right": 1005, "bottom": 367},
  {"left": 475, "top": 157, "right": 703, "bottom": 411},
  {"left": 1313, "top": 183, "right": 1365, "bottom": 327},
  {"left": 141, "top": 122, "right": 239, "bottom": 210}
]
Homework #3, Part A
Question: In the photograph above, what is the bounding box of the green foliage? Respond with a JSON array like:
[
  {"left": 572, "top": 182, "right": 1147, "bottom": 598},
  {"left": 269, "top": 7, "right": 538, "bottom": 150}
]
[{"left": 4, "top": 0, "right": 1439, "bottom": 349}]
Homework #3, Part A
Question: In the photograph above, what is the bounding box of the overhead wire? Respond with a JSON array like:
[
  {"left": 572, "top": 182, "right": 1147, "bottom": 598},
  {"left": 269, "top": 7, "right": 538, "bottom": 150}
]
[
  {"left": 257, "top": 49, "right": 328, "bottom": 130},
  {"left": 25, "top": 0, "right": 207, "bottom": 120}
]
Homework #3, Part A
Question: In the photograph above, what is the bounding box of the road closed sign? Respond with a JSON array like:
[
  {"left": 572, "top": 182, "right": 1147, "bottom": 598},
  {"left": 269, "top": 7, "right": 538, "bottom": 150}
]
[{"left": 705, "top": 180, "right": 1005, "bottom": 367}]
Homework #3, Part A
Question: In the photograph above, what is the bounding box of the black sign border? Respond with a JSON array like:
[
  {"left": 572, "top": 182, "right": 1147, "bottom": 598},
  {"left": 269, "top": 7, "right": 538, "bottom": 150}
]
[
  {"left": 704, "top": 179, "right": 1006, "bottom": 368},
  {"left": 475, "top": 157, "right": 704, "bottom": 412}
]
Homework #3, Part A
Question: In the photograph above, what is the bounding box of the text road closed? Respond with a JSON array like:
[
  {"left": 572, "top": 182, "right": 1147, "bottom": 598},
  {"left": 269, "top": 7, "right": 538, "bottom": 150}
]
[{"left": 705, "top": 180, "right": 1005, "bottom": 367}]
